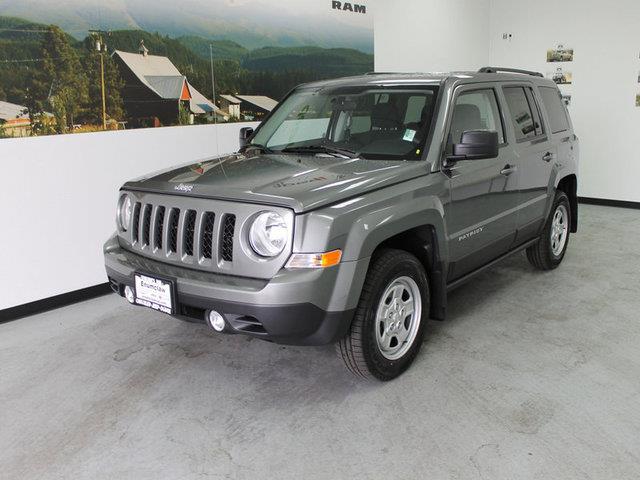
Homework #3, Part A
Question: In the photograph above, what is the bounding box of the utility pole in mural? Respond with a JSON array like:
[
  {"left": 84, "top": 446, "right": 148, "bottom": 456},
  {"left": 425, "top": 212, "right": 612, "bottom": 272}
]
[
  {"left": 210, "top": 44, "right": 217, "bottom": 125},
  {"left": 89, "top": 30, "right": 110, "bottom": 130},
  {"left": 82, "top": 31, "right": 125, "bottom": 131}
]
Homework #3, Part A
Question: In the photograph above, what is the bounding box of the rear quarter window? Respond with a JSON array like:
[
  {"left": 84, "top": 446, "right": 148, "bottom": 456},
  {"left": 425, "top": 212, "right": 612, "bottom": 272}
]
[
  {"left": 503, "top": 86, "right": 538, "bottom": 141},
  {"left": 539, "top": 86, "right": 570, "bottom": 134}
]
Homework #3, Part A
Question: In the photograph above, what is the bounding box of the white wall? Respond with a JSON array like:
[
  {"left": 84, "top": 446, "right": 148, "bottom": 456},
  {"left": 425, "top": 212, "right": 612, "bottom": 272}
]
[
  {"left": 489, "top": 0, "right": 640, "bottom": 203},
  {"left": 0, "top": 123, "right": 257, "bottom": 310},
  {"left": 374, "top": 0, "right": 490, "bottom": 72},
  {"left": 375, "top": 0, "right": 640, "bottom": 203}
]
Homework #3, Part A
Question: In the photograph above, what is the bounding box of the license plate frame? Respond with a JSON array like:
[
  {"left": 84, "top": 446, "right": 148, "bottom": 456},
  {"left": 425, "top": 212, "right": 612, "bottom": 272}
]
[{"left": 133, "top": 272, "right": 177, "bottom": 315}]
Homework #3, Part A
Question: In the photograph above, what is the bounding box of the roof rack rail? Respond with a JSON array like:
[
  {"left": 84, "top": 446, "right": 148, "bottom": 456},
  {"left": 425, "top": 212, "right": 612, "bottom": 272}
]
[
  {"left": 364, "top": 71, "right": 404, "bottom": 75},
  {"left": 478, "top": 66, "right": 543, "bottom": 77}
]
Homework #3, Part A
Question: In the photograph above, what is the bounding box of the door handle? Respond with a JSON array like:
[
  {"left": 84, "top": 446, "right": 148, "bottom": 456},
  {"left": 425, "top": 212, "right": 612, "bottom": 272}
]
[
  {"left": 500, "top": 164, "right": 517, "bottom": 176},
  {"left": 542, "top": 151, "right": 555, "bottom": 162}
]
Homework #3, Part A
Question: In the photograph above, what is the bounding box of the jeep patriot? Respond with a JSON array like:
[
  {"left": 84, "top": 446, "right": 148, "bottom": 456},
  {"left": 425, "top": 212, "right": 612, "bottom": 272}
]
[{"left": 104, "top": 67, "right": 579, "bottom": 380}]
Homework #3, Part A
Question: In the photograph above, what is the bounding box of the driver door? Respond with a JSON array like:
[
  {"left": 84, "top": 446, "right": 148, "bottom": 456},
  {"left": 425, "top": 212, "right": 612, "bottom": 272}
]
[{"left": 444, "top": 85, "right": 520, "bottom": 281}]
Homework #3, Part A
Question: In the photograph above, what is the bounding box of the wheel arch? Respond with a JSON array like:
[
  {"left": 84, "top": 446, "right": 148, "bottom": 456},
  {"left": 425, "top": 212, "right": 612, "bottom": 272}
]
[
  {"left": 294, "top": 181, "right": 450, "bottom": 320},
  {"left": 556, "top": 174, "right": 578, "bottom": 232},
  {"left": 371, "top": 224, "right": 447, "bottom": 321}
]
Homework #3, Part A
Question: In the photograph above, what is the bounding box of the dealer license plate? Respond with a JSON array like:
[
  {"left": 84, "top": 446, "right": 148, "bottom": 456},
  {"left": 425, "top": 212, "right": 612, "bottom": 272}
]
[{"left": 134, "top": 273, "right": 175, "bottom": 314}]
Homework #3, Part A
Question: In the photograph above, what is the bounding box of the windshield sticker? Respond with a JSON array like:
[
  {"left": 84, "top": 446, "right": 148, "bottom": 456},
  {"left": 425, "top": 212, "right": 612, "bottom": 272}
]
[{"left": 403, "top": 129, "right": 416, "bottom": 142}]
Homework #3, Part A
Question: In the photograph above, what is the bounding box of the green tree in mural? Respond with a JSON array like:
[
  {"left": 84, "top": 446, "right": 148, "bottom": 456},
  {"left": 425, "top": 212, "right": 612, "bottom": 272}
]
[
  {"left": 22, "top": 61, "right": 52, "bottom": 135},
  {"left": 0, "top": 85, "right": 6, "bottom": 101},
  {"left": 178, "top": 102, "right": 191, "bottom": 125},
  {"left": 82, "top": 36, "right": 125, "bottom": 126},
  {"left": 40, "top": 26, "right": 88, "bottom": 133}
]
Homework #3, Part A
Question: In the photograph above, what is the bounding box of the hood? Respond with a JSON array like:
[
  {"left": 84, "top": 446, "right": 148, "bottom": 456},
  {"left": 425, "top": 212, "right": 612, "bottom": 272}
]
[{"left": 122, "top": 151, "right": 430, "bottom": 213}]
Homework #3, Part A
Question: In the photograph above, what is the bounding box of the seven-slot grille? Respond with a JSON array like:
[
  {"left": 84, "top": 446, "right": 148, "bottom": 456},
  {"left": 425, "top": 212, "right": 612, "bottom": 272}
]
[
  {"left": 118, "top": 191, "right": 293, "bottom": 279},
  {"left": 128, "top": 201, "right": 236, "bottom": 264}
]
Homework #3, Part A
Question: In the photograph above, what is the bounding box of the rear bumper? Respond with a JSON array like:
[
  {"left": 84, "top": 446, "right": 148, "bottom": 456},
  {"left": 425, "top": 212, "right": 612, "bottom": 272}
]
[{"left": 104, "top": 234, "right": 365, "bottom": 345}]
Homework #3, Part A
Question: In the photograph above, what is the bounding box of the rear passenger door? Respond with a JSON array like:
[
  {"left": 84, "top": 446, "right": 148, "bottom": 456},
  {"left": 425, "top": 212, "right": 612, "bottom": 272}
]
[
  {"left": 444, "top": 85, "right": 519, "bottom": 281},
  {"left": 501, "top": 85, "right": 554, "bottom": 243},
  {"left": 538, "top": 85, "right": 576, "bottom": 194}
]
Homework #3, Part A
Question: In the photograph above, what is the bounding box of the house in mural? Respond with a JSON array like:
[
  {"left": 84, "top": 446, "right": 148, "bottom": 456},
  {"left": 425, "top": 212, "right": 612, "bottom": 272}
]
[
  {"left": 219, "top": 95, "right": 242, "bottom": 119},
  {"left": 235, "top": 95, "right": 278, "bottom": 120},
  {"left": 0, "top": 100, "right": 31, "bottom": 137},
  {"left": 218, "top": 94, "right": 277, "bottom": 120},
  {"left": 112, "top": 41, "right": 225, "bottom": 126}
]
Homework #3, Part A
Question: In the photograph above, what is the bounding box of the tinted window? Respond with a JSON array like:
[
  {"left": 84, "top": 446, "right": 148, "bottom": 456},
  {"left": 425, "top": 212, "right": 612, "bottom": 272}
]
[
  {"left": 525, "top": 87, "right": 544, "bottom": 136},
  {"left": 539, "top": 86, "right": 570, "bottom": 134},
  {"left": 450, "top": 89, "right": 504, "bottom": 145},
  {"left": 503, "top": 87, "right": 537, "bottom": 141}
]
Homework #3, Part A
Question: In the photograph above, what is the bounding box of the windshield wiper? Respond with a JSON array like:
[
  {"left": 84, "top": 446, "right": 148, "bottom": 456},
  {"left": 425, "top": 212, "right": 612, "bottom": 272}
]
[
  {"left": 281, "top": 144, "right": 359, "bottom": 159},
  {"left": 244, "top": 143, "right": 275, "bottom": 154}
]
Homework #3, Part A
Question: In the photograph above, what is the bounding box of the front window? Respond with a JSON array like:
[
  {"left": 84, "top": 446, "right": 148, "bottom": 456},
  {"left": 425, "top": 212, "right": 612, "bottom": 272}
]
[
  {"left": 449, "top": 89, "right": 505, "bottom": 145},
  {"left": 249, "top": 85, "right": 439, "bottom": 160}
]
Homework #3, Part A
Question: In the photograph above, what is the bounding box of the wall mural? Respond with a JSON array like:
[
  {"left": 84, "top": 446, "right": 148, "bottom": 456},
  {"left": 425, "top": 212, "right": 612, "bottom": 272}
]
[{"left": 0, "top": 0, "right": 373, "bottom": 138}]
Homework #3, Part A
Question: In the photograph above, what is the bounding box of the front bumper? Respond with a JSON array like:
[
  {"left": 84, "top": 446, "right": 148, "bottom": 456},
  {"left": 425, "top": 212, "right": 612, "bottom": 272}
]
[{"left": 104, "top": 234, "right": 367, "bottom": 345}]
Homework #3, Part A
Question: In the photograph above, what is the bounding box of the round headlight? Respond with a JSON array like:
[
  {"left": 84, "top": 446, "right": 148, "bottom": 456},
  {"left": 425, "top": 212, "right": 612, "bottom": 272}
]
[
  {"left": 249, "top": 211, "right": 288, "bottom": 257},
  {"left": 117, "top": 194, "right": 133, "bottom": 231}
]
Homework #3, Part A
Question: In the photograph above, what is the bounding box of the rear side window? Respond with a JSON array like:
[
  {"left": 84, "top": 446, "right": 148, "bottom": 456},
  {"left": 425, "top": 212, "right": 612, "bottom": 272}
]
[
  {"left": 503, "top": 87, "right": 539, "bottom": 141},
  {"left": 539, "top": 86, "right": 570, "bottom": 134}
]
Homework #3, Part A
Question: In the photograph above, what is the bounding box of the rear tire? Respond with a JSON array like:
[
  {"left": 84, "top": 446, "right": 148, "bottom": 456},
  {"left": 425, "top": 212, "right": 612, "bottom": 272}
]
[
  {"left": 526, "top": 191, "right": 571, "bottom": 270},
  {"left": 336, "top": 249, "right": 429, "bottom": 381}
]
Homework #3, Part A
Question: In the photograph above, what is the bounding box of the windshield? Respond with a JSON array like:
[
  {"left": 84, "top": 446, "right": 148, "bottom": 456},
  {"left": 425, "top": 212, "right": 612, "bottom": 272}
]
[{"left": 249, "top": 85, "right": 439, "bottom": 160}]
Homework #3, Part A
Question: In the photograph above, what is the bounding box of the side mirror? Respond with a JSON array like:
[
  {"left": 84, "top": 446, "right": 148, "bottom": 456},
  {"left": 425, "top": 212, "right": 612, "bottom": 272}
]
[
  {"left": 450, "top": 130, "right": 499, "bottom": 161},
  {"left": 238, "top": 127, "right": 254, "bottom": 149}
]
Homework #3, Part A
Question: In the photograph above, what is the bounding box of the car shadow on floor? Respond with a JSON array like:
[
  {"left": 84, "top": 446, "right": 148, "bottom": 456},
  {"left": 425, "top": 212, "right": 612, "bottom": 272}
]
[{"left": 438, "top": 252, "right": 532, "bottom": 324}]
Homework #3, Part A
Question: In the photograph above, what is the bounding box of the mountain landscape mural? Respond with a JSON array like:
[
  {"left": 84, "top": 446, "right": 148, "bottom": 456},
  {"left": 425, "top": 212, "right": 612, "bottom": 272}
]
[{"left": 0, "top": 0, "right": 373, "bottom": 137}]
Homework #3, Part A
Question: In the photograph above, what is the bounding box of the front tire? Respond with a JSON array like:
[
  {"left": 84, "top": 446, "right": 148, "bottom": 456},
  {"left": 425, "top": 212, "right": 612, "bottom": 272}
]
[
  {"left": 526, "top": 191, "right": 571, "bottom": 270},
  {"left": 337, "top": 249, "right": 429, "bottom": 381}
]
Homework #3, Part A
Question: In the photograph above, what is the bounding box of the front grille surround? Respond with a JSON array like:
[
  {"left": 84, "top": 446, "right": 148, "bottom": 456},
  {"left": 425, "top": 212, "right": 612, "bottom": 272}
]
[{"left": 118, "top": 191, "right": 294, "bottom": 279}]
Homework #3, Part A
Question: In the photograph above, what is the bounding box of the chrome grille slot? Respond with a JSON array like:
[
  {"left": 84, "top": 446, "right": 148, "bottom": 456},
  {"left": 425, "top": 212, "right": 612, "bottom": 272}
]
[
  {"left": 201, "top": 212, "right": 215, "bottom": 259},
  {"left": 131, "top": 202, "right": 141, "bottom": 243},
  {"left": 154, "top": 206, "right": 166, "bottom": 250},
  {"left": 168, "top": 208, "right": 180, "bottom": 254},
  {"left": 141, "top": 204, "right": 152, "bottom": 247},
  {"left": 183, "top": 210, "right": 197, "bottom": 257},
  {"left": 221, "top": 214, "right": 236, "bottom": 262}
]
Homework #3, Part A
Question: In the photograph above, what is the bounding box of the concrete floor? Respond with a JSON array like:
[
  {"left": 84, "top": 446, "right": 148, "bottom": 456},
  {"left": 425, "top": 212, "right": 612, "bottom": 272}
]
[{"left": 1, "top": 204, "right": 639, "bottom": 480}]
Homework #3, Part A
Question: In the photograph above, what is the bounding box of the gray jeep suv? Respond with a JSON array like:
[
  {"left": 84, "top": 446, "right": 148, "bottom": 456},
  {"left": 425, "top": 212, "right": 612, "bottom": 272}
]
[{"left": 104, "top": 67, "right": 579, "bottom": 380}]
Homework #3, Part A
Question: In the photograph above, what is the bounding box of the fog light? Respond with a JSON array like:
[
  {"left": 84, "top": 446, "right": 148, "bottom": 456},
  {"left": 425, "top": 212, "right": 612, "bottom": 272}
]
[
  {"left": 207, "top": 310, "right": 226, "bottom": 332},
  {"left": 124, "top": 285, "right": 135, "bottom": 304}
]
